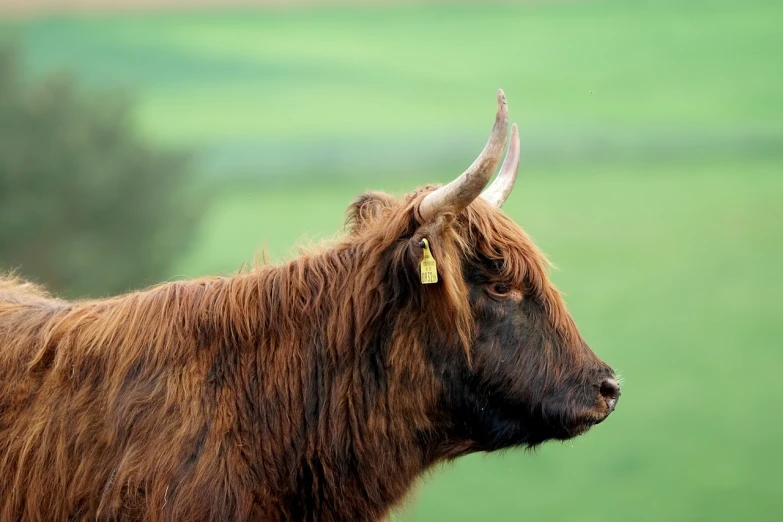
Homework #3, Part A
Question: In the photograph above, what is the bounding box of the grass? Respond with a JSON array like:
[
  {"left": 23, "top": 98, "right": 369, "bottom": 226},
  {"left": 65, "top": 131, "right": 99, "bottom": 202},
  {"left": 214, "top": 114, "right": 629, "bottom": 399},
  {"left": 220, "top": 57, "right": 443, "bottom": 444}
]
[
  {"left": 7, "top": 1, "right": 783, "bottom": 144},
  {"left": 4, "top": 0, "right": 783, "bottom": 520}
]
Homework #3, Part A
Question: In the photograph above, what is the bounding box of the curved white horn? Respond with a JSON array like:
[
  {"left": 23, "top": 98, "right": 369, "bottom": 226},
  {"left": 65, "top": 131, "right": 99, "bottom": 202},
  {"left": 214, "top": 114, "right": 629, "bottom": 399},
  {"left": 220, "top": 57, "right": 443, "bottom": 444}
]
[
  {"left": 418, "top": 90, "right": 509, "bottom": 221},
  {"left": 480, "top": 123, "right": 520, "bottom": 208}
]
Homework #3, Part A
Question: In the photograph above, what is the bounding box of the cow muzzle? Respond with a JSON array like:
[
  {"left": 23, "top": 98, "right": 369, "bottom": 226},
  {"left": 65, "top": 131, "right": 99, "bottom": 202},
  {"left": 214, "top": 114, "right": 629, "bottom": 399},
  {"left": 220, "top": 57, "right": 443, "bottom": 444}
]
[
  {"left": 599, "top": 377, "right": 621, "bottom": 413},
  {"left": 572, "top": 375, "right": 621, "bottom": 435}
]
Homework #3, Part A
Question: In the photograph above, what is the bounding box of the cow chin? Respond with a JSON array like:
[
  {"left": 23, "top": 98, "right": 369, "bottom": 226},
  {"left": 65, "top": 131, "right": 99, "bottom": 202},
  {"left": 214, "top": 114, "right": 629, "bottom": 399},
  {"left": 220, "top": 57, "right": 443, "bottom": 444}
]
[
  {"left": 463, "top": 399, "right": 603, "bottom": 451},
  {"left": 546, "top": 398, "right": 615, "bottom": 442},
  {"left": 492, "top": 394, "right": 614, "bottom": 448},
  {"left": 558, "top": 410, "right": 610, "bottom": 440}
]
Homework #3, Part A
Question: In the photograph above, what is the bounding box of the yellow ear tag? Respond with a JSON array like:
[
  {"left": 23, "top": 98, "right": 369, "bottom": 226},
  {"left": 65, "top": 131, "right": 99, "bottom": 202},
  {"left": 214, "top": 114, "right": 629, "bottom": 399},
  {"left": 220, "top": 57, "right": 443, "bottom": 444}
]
[{"left": 419, "top": 238, "right": 438, "bottom": 284}]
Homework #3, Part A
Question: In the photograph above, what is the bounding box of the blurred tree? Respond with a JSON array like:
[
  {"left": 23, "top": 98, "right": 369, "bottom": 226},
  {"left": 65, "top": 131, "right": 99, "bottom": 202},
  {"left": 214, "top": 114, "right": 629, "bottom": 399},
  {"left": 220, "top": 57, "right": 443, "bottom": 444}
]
[{"left": 0, "top": 45, "right": 200, "bottom": 298}]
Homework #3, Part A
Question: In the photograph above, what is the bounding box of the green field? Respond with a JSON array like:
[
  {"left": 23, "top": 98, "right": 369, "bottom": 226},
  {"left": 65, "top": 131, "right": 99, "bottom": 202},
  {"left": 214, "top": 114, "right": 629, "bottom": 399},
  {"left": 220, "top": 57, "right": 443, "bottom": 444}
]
[{"left": 4, "top": 0, "right": 783, "bottom": 520}]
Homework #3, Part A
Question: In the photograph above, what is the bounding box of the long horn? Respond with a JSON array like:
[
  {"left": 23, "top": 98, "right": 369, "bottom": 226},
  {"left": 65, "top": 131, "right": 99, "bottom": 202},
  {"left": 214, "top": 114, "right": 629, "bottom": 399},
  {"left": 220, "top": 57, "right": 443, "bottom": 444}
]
[
  {"left": 418, "top": 90, "right": 509, "bottom": 221},
  {"left": 480, "top": 123, "right": 520, "bottom": 208}
]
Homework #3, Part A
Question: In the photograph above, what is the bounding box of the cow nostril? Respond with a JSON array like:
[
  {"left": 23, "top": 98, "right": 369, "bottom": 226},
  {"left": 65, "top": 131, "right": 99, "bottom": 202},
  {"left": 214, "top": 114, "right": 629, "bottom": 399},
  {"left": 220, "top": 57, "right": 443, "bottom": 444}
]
[{"left": 599, "top": 378, "right": 621, "bottom": 409}]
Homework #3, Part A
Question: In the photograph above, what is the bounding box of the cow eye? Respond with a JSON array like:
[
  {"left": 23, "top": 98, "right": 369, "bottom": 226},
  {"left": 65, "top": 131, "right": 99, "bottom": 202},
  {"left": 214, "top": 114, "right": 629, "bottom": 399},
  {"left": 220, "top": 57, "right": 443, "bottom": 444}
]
[
  {"left": 485, "top": 281, "right": 513, "bottom": 299},
  {"left": 493, "top": 282, "right": 510, "bottom": 295}
]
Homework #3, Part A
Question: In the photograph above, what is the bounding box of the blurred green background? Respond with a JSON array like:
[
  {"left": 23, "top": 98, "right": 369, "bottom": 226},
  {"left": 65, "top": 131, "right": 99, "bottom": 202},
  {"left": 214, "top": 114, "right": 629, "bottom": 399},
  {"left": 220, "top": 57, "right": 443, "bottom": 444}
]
[{"left": 1, "top": 0, "right": 781, "bottom": 520}]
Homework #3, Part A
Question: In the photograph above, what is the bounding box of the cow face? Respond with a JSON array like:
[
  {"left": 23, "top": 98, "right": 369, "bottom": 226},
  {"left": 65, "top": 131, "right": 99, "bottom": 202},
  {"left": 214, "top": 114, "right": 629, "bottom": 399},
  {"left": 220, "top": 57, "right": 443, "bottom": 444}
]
[
  {"left": 348, "top": 189, "right": 618, "bottom": 455},
  {"left": 405, "top": 91, "right": 618, "bottom": 452},
  {"left": 430, "top": 202, "right": 618, "bottom": 451}
]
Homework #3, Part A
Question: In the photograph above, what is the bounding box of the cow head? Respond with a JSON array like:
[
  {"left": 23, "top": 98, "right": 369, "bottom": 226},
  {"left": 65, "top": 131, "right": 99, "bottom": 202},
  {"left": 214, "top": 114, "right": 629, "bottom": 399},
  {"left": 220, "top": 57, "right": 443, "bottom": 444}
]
[{"left": 346, "top": 90, "right": 618, "bottom": 455}]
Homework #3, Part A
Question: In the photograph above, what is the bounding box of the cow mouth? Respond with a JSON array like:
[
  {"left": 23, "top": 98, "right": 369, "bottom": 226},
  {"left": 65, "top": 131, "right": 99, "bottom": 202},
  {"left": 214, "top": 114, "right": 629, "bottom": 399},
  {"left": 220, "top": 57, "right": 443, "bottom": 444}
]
[{"left": 563, "top": 409, "right": 612, "bottom": 438}]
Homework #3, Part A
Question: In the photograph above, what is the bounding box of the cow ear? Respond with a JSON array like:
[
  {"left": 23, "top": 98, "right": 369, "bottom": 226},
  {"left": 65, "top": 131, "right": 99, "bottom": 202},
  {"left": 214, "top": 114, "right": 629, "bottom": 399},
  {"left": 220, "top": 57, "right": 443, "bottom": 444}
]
[{"left": 346, "top": 191, "right": 397, "bottom": 233}]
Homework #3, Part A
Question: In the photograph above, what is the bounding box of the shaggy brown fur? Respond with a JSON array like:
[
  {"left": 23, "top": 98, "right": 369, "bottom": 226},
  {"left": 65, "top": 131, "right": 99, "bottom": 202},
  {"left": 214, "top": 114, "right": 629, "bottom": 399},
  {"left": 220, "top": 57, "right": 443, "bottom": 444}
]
[{"left": 0, "top": 188, "right": 613, "bottom": 521}]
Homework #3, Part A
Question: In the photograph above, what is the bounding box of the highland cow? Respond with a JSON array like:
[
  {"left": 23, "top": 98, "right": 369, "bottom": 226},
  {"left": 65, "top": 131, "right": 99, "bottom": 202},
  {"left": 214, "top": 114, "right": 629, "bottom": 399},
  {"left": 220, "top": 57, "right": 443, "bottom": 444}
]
[{"left": 0, "top": 90, "right": 619, "bottom": 521}]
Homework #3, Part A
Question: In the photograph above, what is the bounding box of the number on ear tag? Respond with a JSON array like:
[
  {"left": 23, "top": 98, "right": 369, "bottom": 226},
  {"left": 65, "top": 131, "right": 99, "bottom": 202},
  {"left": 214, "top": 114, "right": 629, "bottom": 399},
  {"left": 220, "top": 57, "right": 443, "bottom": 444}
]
[{"left": 419, "top": 238, "right": 438, "bottom": 284}]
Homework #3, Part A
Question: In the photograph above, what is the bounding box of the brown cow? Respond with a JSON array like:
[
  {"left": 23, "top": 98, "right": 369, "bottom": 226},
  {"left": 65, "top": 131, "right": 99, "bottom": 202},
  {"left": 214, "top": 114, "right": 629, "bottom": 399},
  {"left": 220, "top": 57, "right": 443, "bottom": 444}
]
[{"left": 0, "top": 91, "right": 619, "bottom": 521}]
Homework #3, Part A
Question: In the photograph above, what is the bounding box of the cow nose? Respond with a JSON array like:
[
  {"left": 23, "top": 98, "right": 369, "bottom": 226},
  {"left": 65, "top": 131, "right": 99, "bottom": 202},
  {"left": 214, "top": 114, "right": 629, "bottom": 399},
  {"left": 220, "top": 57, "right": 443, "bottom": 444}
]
[{"left": 599, "top": 377, "right": 621, "bottom": 411}]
